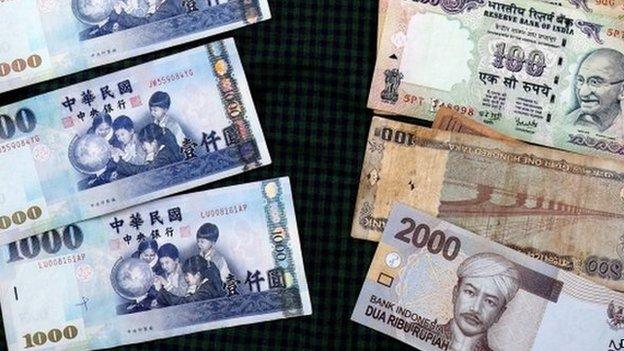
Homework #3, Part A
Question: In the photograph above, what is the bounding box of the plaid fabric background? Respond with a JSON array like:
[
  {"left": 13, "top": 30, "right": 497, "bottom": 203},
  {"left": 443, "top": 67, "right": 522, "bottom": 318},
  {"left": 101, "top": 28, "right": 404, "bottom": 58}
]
[{"left": 0, "top": 1, "right": 432, "bottom": 350}]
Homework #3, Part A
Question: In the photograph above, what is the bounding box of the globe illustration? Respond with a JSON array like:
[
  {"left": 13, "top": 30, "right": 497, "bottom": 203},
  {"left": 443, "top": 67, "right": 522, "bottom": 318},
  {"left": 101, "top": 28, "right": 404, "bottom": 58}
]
[
  {"left": 68, "top": 134, "right": 111, "bottom": 175},
  {"left": 72, "top": 0, "right": 152, "bottom": 25},
  {"left": 110, "top": 258, "right": 155, "bottom": 300},
  {"left": 71, "top": 0, "right": 116, "bottom": 24}
]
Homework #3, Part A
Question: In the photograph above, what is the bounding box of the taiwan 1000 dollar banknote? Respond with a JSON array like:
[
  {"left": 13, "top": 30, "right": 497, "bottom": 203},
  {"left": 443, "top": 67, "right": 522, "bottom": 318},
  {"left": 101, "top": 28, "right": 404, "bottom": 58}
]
[
  {"left": 352, "top": 117, "right": 624, "bottom": 292},
  {"left": 352, "top": 203, "right": 624, "bottom": 351},
  {"left": 0, "top": 177, "right": 311, "bottom": 351},
  {"left": 370, "top": 0, "right": 624, "bottom": 160},
  {"left": 0, "top": 0, "right": 270, "bottom": 93},
  {"left": 0, "top": 38, "right": 270, "bottom": 246}
]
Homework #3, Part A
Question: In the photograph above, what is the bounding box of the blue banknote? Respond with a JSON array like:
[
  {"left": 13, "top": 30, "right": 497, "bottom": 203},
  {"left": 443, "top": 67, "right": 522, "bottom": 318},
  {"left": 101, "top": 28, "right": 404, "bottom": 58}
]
[
  {"left": 0, "top": 38, "right": 271, "bottom": 245},
  {"left": 0, "top": 0, "right": 270, "bottom": 93},
  {"left": 0, "top": 177, "right": 311, "bottom": 351}
]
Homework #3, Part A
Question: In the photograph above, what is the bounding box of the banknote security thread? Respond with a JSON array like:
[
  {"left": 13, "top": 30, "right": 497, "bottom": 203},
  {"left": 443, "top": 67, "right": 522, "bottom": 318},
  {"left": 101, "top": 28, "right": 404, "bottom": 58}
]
[
  {"left": 0, "top": 38, "right": 271, "bottom": 246},
  {"left": 0, "top": 177, "right": 311, "bottom": 351}
]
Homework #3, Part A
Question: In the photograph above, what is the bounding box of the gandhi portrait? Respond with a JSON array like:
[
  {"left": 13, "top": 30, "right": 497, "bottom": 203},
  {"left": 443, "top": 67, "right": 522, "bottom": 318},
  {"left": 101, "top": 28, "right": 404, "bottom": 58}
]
[
  {"left": 441, "top": 253, "right": 520, "bottom": 351},
  {"left": 567, "top": 48, "right": 624, "bottom": 134}
]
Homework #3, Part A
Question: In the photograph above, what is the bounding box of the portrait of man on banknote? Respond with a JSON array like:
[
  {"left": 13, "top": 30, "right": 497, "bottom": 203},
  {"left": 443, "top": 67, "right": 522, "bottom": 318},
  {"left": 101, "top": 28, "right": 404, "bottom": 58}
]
[
  {"left": 441, "top": 253, "right": 520, "bottom": 351},
  {"left": 566, "top": 48, "right": 624, "bottom": 135}
]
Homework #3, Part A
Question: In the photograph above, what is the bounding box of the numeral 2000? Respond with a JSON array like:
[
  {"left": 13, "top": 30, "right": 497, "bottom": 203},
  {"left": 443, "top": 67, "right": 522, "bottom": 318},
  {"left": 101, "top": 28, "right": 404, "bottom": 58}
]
[
  {"left": 23, "top": 325, "right": 78, "bottom": 348},
  {"left": 394, "top": 218, "right": 461, "bottom": 261}
]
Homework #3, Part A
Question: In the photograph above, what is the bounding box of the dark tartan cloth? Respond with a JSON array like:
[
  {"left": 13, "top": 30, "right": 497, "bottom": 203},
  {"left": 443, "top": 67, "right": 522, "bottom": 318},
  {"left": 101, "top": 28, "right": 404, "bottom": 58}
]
[{"left": 0, "top": 1, "right": 432, "bottom": 350}]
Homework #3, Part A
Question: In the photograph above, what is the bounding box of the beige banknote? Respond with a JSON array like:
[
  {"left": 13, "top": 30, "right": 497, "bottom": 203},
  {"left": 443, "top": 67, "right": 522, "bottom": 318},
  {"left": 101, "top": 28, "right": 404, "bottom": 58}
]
[
  {"left": 378, "top": 0, "right": 389, "bottom": 50},
  {"left": 352, "top": 116, "right": 624, "bottom": 292},
  {"left": 433, "top": 107, "right": 521, "bottom": 143}
]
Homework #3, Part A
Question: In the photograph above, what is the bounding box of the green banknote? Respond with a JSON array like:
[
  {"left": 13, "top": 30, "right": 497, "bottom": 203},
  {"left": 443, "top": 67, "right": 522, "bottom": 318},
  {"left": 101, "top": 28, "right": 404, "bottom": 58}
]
[{"left": 370, "top": 0, "right": 624, "bottom": 160}]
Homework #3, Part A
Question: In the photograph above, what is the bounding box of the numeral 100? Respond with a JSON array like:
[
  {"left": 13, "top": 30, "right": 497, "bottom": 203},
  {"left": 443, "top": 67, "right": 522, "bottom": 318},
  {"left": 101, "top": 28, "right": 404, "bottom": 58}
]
[
  {"left": 7, "top": 225, "right": 84, "bottom": 263},
  {"left": 24, "top": 325, "right": 78, "bottom": 348},
  {"left": 492, "top": 43, "right": 546, "bottom": 77},
  {"left": 0, "top": 55, "right": 42, "bottom": 77}
]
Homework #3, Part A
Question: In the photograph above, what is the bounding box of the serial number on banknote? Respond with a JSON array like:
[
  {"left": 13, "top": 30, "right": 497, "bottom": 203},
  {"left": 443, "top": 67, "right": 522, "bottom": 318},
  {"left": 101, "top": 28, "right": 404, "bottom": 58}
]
[
  {"left": 36, "top": 253, "right": 86, "bottom": 270},
  {"left": 0, "top": 135, "right": 40, "bottom": 154},
  {"left": 200, "top": 203, "right": 248, "bottom": 219},
  {"left": 402, "top": 94, "right": 476, "bottom": 116},
  {"left": 432, "top": 100, "right": 475, "bottom": 117}
]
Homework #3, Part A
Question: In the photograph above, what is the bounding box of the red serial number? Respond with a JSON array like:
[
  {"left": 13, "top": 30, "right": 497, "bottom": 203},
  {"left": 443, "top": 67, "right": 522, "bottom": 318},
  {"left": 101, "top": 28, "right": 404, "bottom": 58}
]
[
  {"left": 402, "top": 94, "right": 426, "bottom": 106},
  {"left": 0, "top": 135, "right": 40, "bottom": 154}
]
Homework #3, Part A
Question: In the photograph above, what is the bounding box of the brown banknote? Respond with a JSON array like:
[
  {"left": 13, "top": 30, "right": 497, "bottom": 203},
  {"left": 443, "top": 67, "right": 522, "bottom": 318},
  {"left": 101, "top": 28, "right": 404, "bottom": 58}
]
[
  {"left": 432, "top": 107, "right": 520, "bottom": 143},
  {"left": 352, "top": 116, "right": 624, "bottom": 291}
]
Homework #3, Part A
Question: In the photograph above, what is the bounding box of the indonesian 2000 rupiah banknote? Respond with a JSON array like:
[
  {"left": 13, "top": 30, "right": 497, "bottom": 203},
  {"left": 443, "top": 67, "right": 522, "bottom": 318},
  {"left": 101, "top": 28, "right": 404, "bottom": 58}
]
[
  {"left": 352, "top": 203, "right": 624, "bottom": 351},
  {"left": 369, "top": 0, "right": 624, "bottom": 160},
  {"left": 0, "top": 38, "right": 270, "bottom": 246},
  {"left": 352, "top": 117, "right": 624, "bottom": 292},
  {"left": 0, "top": 0, "right": 270, "bottom": 93},
  {"left": 0, "top": 177, "right": 311, "bottom": 351}
]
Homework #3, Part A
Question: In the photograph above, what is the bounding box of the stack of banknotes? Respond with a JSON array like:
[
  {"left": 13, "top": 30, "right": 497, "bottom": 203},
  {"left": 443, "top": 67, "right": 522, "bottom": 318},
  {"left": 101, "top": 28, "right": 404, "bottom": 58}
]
[
  {"left": 350, "top": 0, "right": 624, "bottom": 350},
  {"left": 0, "top": 2, "right": 315, "bottom": 350},
  {"left": 5, "top": 0, "right": 624, "bottom": 349}
]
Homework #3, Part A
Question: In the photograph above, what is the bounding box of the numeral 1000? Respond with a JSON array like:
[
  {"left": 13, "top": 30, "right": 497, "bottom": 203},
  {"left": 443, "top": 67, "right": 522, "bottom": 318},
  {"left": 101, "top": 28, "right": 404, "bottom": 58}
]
[
  {"left": 271, "top": 227, "right": 288, "bottom": 261},
  {"left": 0, "top": 55, "right": 42, "bottom": 77},
  {"left": 23, "top": 325, "right": 78, "bottom": 348},
  {"left": 7, "top": 225, "right": 84, "bottom": 263},
  {"left": 0, "top": 205, "right": 42, "bottom": 230}
]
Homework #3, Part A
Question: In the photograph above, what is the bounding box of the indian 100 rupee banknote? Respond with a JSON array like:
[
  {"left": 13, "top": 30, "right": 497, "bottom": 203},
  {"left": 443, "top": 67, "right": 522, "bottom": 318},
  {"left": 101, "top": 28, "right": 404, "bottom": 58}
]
[
  {"left": 370, "top": 0, "right": 624, "bottom": 160},
  {"left": 0, "top": 38, "right": 270, "bottom": 245},
  {"left": 352, "top": 203, "right": 624, "bottom": 351},
  {"left": 0, "top": 177, "right": 311, "bottom": 351},
  {"left": 376, "top": 0, "right": 624, "bottom": 52},
  {"left": 0, "top": 0, "right": 270, "bottom": 93}
]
